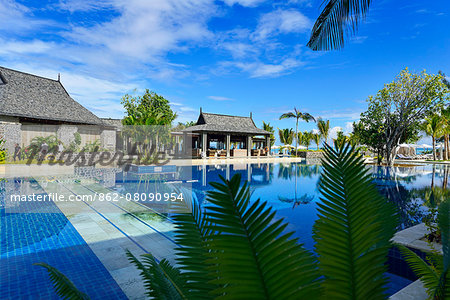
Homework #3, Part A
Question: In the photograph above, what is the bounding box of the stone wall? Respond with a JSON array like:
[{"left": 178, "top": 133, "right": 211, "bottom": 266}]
[
  {"left": 57, "top": 125, "right": 78, "bottom": 146},
  {"left": 100, "top": 129, "right": 116, "bottom": 151},
  {"left": 0, "top": 121, "right": 22, "bottom": 158},
  {"left": 297, "top": 151, "right": 325, "bottom": 159}
]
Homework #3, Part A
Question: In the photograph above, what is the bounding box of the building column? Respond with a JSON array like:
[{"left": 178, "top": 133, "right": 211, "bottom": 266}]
[
  {"left": 226, "top": 134, "right": 231, "bottom": 158},
  {"left": 202, "top": 133, "right": 207, "bottom": 157},
  {"left": 182, "top": 133, "right": 188, "bottom": 155},
  {"left": 247, "top": 136, "right": 252, "bottom": 157}
]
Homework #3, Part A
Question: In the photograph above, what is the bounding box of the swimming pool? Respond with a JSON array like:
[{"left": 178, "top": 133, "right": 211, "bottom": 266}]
[{"left": 1, "top": 161, "right": 448, "bottom": 298}]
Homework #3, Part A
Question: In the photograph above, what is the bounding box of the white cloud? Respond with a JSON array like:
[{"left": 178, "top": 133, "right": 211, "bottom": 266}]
[
  {"left": 0, "top": 39, "right": 53, "bottom": 55},
  {"left": 208, "top": 96, "right": 234, "bottom": 101},
  {"left": 253, "top": 9, "right": 311, "bottom": 41},
  {"left": 222, "top": 0, "right": 266, "bottom": 7},
  {"left": 318, "top": 109, "right": 362, "bottom": 120},
  {"left": 0, "top": 0, "right": 55, "bottom": 32},
  {"left": 329, "top": 126, "right": 343, "bottom": 140},
  {"left": 67, "top": 0, "right": 215, "bottom": 60}
]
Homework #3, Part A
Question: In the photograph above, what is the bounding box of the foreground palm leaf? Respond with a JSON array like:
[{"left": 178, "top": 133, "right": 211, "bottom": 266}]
[
  {"left": 171, "top": 198, "right": 215, "bottom": 299},
  {"left": 126, "top": 251, "right": 188, "bottom": 300},
  {"left": 314, "top": 142, "right": 397, "bottom": 299},
  {"left": 399, "top": 199, "right": 450, "bottom": 299},
  {"left": 308, "top": 0, "right": 372, "bottom": 51},
  {"left": 206, "top": 174, "right": 320, "bottom": 299},
  {"left": 34, "top": 263, "right": 90, "bottom": 300}
]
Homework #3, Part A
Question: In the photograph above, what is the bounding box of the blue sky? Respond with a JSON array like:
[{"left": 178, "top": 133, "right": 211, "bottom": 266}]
[{"left": 0, "top": 0, "right": 449, "bottom": 143}]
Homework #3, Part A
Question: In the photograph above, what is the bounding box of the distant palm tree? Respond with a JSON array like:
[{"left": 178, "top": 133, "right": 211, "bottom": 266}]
[
  {"left": 312, "top": 133, "right": 321, "bottom": 150},
  {"left": 317, "top": 118, "right": 330, "bottom": 145},
  {"left": 280, "top": 108, "right": 315, "bottom": 154},
  {"left": 262, "top": 121, "right": 275, "bottom": 146},
  {"left": 423, "top": 115, "right": 445, "bottom": 161},
  {"left": 301, "top": 131, "right": 314, "bottom": 151},
  {"left": 441, "top": 107, "right": 450, "bottom": 161},
  {"left": 278, "top": 128, "right": 294, "bottom": 147},
  {"left": 308, "top": 0, "right": 373, "bottom": 51}
]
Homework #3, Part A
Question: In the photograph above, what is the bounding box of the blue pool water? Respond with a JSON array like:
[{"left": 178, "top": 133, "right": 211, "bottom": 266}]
[
  {"left": 0, "top": 178, "right": 126, "bottom": 299},
  {"left": 1, "top": 161, "right": 448, "bottom": 298},
  {"left": 116, "top": 161, "right": 449, "bottom": 296}
]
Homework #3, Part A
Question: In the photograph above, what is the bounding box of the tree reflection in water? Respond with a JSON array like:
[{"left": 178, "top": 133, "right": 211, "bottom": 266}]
[{"left": 277, "top": 163, "right": 319, "bottom": 209}]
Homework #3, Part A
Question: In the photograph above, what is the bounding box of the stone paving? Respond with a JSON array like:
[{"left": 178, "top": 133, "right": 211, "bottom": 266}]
[{"left": 36, "top": 176, "right": 177, "bottom": 300}]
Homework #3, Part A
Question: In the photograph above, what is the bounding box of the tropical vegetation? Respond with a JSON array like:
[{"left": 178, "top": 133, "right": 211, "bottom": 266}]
[
  {"left": 399, "top": 198, "right": 450, "bottom": 299},
  {"left": 354, "top": 68, "right": 448, "bottom": 165},
  {"left": 317, "top": 118, "right": 330, "bottom": 145},
  {"left": 278, "top": 128, "right": 294, "bottom": 148},
  {"left": 422, "top": 115, "right": 445, "bottom": 161},
  {"left": 0, "top": 137, "right": 6, "bottom": 162},
  {"left": 262, "top": 121, "right": 276, "bottom": 147},
  {"left": 39, "top": 142, "right": 411, "bottom": 299},
  {"left": 280, "top": 108, "right": 315, "bottom": 153}
]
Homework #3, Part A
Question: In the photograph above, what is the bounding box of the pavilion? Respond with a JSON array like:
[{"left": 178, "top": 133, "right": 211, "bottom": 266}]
[{"left": 177, "top": 109, "right": 271, "bottom": 158}]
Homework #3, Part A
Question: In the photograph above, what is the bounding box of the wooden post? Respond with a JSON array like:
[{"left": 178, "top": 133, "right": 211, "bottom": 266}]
[{"left": 226, "top": 134, "right": 231, "bottom": 158}]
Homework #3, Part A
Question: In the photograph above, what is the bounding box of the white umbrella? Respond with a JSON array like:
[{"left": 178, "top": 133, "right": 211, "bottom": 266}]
[
  {"left": 272, "top": 145, "right": 280, "bottom": 149},
  {"left": 297, "top": 145, "right": 307, "bottom": 149},
  {"left": 284, "top": 145, "right": 295, "bottom": 148},
  {"left": 422, "top": 144, "right": 433, "bottom": 148}
]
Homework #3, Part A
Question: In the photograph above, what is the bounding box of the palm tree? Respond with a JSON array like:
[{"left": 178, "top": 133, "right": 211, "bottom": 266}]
[
  {"left": 301, "top": 131, "right": 314, "bottom": 150},
  {"left": 262, "top": 121, "right": 275, "bottom": 147},
  {"left": 423, "top": 115, "right": 445, "bottom": 161},
  {"left": 280, "top": 108, "right": 315, "bottom": 153},
  {"left": 441, "top": 107, "right": 450, "bottom": 161},
  {"left": 313, "top": 133, "right": 321, "bottom": 150},
  {"left": 278, "top": 128, "right": 294, "bottom": 147},
  {"left": 317, "top": 118, "right": 330, "bottom": 145},
  {"left": 308, "top": 0, "right": 373, "bottom": 51}
]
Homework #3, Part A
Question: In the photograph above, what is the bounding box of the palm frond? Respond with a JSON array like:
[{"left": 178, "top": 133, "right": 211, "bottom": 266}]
[
  {"left": 126, "top": 251, "right": 188, "bottom": 300},
  {"left": 279, "top": 112, "right": 296, "bottom": 120},
  {"left": 34, "top": 263, "right": 89, "bottom": 300},
  {"left": 205, "top": 174, "right": 320, "bottom": 299},
  {"left": 435, "top": 199, "right": 450, "bottom": 299},
  {"left": 398, "top": 246, "right": 441, "bottom": 297},
  {"left": 308, "top": 0, "right": 373, "bottom": 51},
  {"left": 172, "top": 198, "right": 216, "bottom": 299},
  {"left": 313, "top": 142, "right": 397, "bottom": 299}
]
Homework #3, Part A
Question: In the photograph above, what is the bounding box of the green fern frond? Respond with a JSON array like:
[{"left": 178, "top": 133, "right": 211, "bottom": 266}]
[
  {"left": 398, "top": 246, "right": 440, "bottom": 297},
  {"left": 126, "top": 250, "right": 188, "bottom": 300},
  {"left": 172, "top": 197, "right": 215, "bottom": 299},
  {"left": 34, "top": 263, "right": 89, "bottom": 300},
  {"left": 313, "top": 142, "right": 398, "bottom": 300},
  {"left": 205, "top": 174, "right": 320, "bottom": 299}
]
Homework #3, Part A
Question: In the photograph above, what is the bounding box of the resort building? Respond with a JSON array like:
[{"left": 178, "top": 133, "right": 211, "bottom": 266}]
[
  {"left": 0, "top": 66, "right": 119, "bottom": 155},
  {"left": 178, "top": 109, "right": 272, "bottom": 158}
]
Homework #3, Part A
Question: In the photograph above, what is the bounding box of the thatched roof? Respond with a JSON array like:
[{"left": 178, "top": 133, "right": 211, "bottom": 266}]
[{"left": 0, "top": 66, "right": 102, "bottom": 125}]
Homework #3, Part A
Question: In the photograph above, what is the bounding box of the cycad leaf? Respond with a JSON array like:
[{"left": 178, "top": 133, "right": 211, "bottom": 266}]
[
  {"left": 171, "top": 195, "right": 215, "bottom": 299},
  {"left": 314, "top": 142, "right": 397, "bottom": 299},
  {"left": 34, "top": 263, "right": 90, "bottom": 300},
  {"left": 434, "top": 199, "right": 450, "bottom": 299},
  {"left": 308, "top": 0, "right": 372, "bottom": 51},
  {"left": 398, "top": 245, "right": 440, "bottom": 297},
  {"left": 126, "top": 250, "right": 188, "bottom": 300},
  {"left": 205, "top": 174, "right": 320, "bottom": 299}
]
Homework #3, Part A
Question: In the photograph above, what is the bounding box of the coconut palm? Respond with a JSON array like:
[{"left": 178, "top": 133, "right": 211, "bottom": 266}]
[
  {"left": 441, "top": 107, "right": 450, "bottom": 161},
  {"left": 280, "top": 108, "right": 315, "bottom": 153},
  {"left": 301, "top": 131, "right": 314, "bottom": 150},
  {"left": 423, "top": 115, "right": 445, "bottom": 161},
  {"left": 262, "top": 121, "right": 275, "bottom": 147},
  {"left": 308, "top": 0, "right": 373, "bottom": 51},
  {"left": 278, "top": 128, "right": 294, "bottom": 148},
  {"left": 312, "top": 133, "right": 321, "bottom": 150},
  {"left": 317, "top": 118, "right": 330, "bottom": 145}
]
